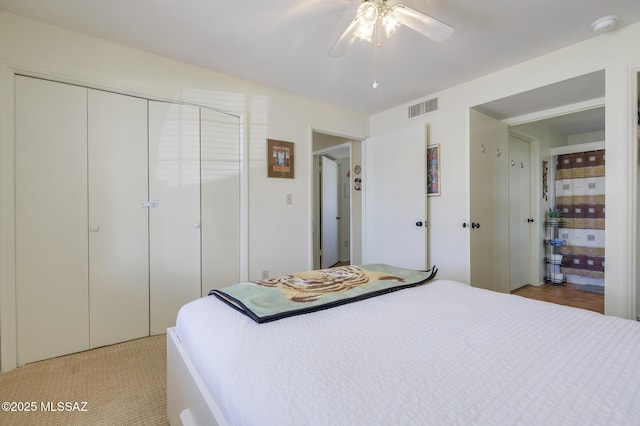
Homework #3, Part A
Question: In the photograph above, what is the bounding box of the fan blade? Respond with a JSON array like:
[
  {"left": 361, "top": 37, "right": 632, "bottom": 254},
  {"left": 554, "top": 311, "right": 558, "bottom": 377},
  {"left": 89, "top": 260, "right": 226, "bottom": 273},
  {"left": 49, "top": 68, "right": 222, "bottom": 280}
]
[
  {"left": 328, "top": 0, "right": 362, "bottom": 57},
  {"left": 392, "top": 4, "right": 454, "bottom": 42},
  {"left": 328, "top": 17, "right": 360, "bottom": 57}
]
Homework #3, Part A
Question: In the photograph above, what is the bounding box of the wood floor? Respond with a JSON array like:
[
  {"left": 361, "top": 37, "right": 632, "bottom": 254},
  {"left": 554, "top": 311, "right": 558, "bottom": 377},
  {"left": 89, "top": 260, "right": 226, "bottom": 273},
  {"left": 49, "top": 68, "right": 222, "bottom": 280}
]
[
  {"left": 511, "top": 283, "right": 604, "bottom": 314},
  {"left": 330, "top": 262, "right": 604, "bottom": 314}
]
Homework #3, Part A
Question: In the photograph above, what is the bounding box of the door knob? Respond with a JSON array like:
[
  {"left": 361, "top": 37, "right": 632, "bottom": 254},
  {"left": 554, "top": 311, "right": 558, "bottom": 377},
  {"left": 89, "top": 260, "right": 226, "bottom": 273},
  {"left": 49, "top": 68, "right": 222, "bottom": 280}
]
[
  {"left": 471, "top": 222, "right": 480, "bottom": 229},
  {"left": 527, "top": 218, "right": 534, "bottom": 223},
  {"left": 462, "top": 222, "right": 469, "bottom": 228},
  {"left": 416, "top": 221, "right": 423, "bottom": 227}
]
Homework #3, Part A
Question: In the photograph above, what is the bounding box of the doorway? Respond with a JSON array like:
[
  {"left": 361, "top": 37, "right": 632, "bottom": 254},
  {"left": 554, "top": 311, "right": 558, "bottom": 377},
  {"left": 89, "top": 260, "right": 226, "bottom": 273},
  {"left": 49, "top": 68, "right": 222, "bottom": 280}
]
[
  {"left": 470, "top": 107, "right": 607, "bottom": 300},
  {"left": 469, "top": 70, "right": 606, "bottom": 298},
  {"left": 312, "top": 131, "right": 359, "bottom": 269}
]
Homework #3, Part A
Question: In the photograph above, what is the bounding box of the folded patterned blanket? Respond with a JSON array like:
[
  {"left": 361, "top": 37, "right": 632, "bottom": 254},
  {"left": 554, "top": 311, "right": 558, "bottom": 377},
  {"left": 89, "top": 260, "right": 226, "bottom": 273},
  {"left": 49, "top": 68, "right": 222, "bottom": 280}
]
[{"left": 209, "top": 264, "right": 438, "bottom": 323}]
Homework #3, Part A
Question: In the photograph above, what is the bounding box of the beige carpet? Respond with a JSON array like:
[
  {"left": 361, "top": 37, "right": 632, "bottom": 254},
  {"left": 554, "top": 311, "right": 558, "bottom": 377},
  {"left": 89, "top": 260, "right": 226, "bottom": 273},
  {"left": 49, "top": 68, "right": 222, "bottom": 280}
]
[{"left": 0, "top": 335, "right": 167, "bottom": 426}]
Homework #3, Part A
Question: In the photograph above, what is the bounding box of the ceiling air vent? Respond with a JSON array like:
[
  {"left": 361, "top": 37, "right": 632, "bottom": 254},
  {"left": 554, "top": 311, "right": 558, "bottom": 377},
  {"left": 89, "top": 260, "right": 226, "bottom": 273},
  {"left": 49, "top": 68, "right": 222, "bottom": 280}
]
[{"left": 408, "top": 98, "right": 438, "bottom": 118}]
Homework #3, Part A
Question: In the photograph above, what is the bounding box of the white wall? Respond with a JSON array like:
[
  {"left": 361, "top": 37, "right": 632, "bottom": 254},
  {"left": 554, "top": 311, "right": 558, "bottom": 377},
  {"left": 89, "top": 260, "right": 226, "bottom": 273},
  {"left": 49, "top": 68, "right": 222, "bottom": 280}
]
[
  {"left": 568, "top": 130, "right": 606, "bottom": 145},
  {"left": 0, "top": 11, "right": 368, "bottom": 371},
  {"left": 371, "top": 22, "right": 640, "bottom": 319}
]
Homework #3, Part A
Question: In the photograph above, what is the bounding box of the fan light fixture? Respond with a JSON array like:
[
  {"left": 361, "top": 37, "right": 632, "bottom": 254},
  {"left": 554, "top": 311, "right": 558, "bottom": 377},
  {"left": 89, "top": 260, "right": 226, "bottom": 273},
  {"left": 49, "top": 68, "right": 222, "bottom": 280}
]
[
  {"left": 354, "top": 0, "right": 403, "bottom": 46},
  {"left": 329, "top": 1, "right": 454, "bottom": 56},
  {"left": 329, "top": 0, "right": 454, "bottom": 89}
]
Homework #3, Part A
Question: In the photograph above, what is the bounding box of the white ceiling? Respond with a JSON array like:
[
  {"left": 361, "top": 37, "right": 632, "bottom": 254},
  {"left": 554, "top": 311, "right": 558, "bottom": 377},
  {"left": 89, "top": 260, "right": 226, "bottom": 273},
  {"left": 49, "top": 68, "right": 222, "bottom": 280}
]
[{"left": 1, "top": 0, "right": 640, "bottom": 116}]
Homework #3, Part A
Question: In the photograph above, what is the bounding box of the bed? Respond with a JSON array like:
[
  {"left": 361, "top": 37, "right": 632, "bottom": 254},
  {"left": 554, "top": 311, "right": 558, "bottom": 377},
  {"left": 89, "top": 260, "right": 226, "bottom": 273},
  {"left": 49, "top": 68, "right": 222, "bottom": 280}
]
[{"left": 167, "top": 265, "right": 640, "bottom": 425}]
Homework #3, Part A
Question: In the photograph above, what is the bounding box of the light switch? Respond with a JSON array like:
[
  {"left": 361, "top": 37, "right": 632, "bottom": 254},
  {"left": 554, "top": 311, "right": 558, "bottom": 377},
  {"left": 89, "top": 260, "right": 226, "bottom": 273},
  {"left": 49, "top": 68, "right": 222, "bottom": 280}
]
[{"left": 286, "top": 194, "right": 292, "bottom": 204}]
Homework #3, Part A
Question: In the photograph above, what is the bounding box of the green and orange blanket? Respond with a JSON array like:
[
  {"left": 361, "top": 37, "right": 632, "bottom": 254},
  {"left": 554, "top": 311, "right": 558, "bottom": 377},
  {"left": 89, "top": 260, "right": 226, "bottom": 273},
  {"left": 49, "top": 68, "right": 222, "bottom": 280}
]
[{"left": 209, "top": 264, "right": 437, "bottom": 323}]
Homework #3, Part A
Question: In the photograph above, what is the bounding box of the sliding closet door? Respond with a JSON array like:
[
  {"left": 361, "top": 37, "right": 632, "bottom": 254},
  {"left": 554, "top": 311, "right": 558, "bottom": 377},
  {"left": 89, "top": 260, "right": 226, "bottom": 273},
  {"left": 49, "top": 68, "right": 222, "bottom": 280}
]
[
  {"left": 201, "top": 107, "right": 241, "bottom": 293},
  {"left": 15, "top": 76, "right": 89, "bottom": 365},
  {"left": 149, "top": 101, "right": 201, "bottom": 334},
  {"left": 88, "top": 89, "right": 149, "bottom": 348}
]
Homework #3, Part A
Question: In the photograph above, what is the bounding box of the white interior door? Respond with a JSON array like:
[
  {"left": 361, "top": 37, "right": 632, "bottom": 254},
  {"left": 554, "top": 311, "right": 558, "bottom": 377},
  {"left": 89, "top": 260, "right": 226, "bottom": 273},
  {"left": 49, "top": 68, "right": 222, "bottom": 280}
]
[
  {"left": 508, "top": 134, "right": 531, "bottom": 291},
  {"left": 88, "top": 89, "right": 149, "bottom": 348},
  {"left": 469, "top": 109, "right": 509, "bottom": 292},
  {"left": 149, "top": 101, "right": 201, "bottom": 335},
  {"left": 201, "top": 107, "right": 241, "bottom": 293},
  {"left": 15, "top": 76, "right": 89, "bottom": 365},
  {"left": 321, "top": 156, "right": 339, "bottom": 268},
  {"left": 363, "top": 123, "right": 427, "bottom": 270}
]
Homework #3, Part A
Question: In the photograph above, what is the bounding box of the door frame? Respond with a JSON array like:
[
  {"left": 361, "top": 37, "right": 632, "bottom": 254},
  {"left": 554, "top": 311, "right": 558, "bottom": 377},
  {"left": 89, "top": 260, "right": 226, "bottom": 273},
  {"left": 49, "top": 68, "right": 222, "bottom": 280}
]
[
  {"left": 503, "top": 102, "right": 605, "bottom": 289},
  {"left": 312, "top": 142, "right": 352, "bottom": 269},
  {"left": 470, "top": 100, "right": 603, "bottom": 291}
]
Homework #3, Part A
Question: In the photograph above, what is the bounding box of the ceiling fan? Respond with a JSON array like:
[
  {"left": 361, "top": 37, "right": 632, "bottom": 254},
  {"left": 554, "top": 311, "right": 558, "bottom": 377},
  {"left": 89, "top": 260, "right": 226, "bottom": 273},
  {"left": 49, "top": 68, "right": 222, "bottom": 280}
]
[{"left": 329, "top": 0, "right": 454, "bottom": 57}]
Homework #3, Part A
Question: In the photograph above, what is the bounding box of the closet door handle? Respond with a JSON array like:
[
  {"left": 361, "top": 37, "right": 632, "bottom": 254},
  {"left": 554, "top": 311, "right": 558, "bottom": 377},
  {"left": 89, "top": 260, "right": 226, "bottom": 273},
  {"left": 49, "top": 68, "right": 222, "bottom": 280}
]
[
  {"left": 527, "top": 218, "right": 534, "bottom": 223},
  {"left": 471, "top": 222, "right": 480, "bottom": 229},
  {"left": 89, "top": 225, "right": 100, "bottom": 233}
]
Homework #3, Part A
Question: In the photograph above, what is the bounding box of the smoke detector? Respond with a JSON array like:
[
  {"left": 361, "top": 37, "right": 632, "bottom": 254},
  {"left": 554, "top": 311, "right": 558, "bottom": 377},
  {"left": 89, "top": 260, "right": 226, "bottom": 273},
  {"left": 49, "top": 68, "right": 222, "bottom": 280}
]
[{"left": 591, "top": 15, "right": 618, "bottom": 33}]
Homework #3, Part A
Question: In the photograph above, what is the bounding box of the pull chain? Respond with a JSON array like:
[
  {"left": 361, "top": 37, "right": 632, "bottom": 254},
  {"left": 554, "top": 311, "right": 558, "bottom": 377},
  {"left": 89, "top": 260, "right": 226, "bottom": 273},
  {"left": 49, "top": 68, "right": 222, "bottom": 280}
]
[{"left": 372, "top": 22, "right": 381, "bottom": 89}]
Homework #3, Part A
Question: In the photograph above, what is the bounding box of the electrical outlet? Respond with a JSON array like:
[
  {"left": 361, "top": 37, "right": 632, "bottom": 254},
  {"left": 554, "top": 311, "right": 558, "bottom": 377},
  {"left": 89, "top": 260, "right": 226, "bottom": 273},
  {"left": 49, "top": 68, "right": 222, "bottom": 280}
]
[
  {"left": 261, "top": 270, "right": 269, "bottom": 279},
  {"left": 286, "top": 194, "right": 292, "bottom": 204}
]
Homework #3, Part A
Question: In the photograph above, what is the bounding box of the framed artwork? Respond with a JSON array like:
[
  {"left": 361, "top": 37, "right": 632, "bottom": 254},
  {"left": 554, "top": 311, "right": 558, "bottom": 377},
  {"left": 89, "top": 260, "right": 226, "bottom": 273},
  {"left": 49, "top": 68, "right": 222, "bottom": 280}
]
[
  {"left": 427, "top": 144, "right": 440, "bottom": 196},
  {"left": 354, "top": 178, "right": 362, "bottom": 191},
  {"left": 267, "top": 139, "right": 294, "bottom": 179}
]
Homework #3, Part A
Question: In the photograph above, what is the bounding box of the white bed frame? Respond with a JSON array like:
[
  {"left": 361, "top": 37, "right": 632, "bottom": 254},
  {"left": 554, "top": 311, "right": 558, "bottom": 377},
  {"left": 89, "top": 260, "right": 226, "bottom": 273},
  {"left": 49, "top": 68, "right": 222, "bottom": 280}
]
[{"left": 167, "top": 327, "right": 228, "bottom": 426}]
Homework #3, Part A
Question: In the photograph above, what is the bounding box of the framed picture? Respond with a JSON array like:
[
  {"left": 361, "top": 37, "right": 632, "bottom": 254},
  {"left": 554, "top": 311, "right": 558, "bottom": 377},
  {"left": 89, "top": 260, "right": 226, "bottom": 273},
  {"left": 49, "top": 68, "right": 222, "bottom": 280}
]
[
  {"left": 267, "top": 139, "right": 294, "bottom": 179},
  {"left": 427, "top": 144, "right": 440, "bottom": 196}
]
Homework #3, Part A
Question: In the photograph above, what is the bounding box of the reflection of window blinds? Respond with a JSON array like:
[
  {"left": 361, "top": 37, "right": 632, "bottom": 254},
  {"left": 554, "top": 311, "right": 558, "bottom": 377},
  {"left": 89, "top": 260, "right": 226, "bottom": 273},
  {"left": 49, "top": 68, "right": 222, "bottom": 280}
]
[
  {"left": 555, "top": 149, "right": 605, "bottom": 282},
  {"left": 200, "top": 108, "right": 241, "bottom": 183}
]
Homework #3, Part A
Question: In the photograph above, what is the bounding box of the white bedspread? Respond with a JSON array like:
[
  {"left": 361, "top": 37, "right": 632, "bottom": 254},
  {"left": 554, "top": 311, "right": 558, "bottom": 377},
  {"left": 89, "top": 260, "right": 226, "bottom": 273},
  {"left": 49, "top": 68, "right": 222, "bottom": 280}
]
[{"left": 175, "top": 280, "right": 640, "bottom": 425}]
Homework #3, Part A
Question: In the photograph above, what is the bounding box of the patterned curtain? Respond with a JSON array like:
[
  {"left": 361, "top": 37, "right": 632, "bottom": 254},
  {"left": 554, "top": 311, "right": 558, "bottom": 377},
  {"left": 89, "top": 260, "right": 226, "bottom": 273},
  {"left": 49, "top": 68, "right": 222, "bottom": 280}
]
[{"left": 555, "top": 149, "right": 605, "bottom": 284}]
